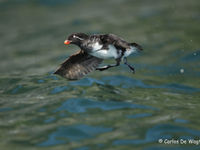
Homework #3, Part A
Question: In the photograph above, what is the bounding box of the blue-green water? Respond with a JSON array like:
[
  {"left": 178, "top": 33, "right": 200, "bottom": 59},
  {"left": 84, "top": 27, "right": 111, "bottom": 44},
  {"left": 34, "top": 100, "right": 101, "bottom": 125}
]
[{"left": 0, "top": 0, "right": 200, "bottom": 150}]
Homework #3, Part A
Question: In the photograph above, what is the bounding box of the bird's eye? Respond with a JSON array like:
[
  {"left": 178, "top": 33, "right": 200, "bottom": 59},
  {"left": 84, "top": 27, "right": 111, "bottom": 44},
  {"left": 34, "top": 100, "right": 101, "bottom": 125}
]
[{"left": 72, "top": 35, "right": 83, "bottom": 40}]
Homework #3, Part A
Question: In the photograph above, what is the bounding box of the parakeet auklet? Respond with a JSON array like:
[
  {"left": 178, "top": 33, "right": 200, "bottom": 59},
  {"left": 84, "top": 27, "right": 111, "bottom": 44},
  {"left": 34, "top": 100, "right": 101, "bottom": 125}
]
[{"left": 54, "top": 33, "right": 143, "bottom": 80}]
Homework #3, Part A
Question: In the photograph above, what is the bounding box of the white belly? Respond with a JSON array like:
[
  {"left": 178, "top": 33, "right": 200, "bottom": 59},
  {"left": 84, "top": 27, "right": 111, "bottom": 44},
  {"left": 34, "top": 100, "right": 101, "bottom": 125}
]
[{"left": 89, "top": 45, "right": 119, "bottom": 59}]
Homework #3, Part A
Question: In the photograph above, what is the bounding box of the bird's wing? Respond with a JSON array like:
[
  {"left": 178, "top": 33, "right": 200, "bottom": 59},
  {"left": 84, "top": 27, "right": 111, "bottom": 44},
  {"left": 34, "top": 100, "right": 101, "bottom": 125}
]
[
  {"left": 54, "top": 50, "right": 103, "bottom": 80},
  {"left": 100, "top": 34, "right": 130, "bottom": 50}
]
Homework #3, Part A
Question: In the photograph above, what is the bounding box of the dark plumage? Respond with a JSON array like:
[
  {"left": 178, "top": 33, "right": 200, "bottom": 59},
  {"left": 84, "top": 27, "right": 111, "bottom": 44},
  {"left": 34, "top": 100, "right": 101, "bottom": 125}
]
[
  {"left": 54, "top": 50, "right": 102, "bottom": 80},
  {"left": 54, "top": 33, "right": 142, "bottom": 80}
]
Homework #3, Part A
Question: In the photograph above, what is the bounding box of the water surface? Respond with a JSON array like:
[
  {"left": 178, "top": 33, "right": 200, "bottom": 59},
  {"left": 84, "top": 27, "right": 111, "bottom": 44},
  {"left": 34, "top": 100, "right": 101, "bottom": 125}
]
[{"left": 0, "top": 0, "right": 200, "bottom": 150}]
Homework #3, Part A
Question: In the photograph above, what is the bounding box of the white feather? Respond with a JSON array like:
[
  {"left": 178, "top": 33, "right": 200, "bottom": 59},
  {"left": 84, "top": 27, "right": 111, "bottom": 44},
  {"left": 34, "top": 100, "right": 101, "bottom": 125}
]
[
  {"left": 92, "top": 42, "right": 103, "bottom": 51},
  {"left": 90, "top": 45, "right": 118, "bottom": 59},
  {"left": 124, "top": 46, "right": 138, "bottom": 57},
  {"left": 73, "top": 35, "right": 84, "bottom": 40}
]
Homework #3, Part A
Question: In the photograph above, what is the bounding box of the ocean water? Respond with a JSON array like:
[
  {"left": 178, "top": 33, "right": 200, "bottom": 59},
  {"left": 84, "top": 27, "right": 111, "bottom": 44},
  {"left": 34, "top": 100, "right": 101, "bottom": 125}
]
[{"left": 0, "top": 0, "right": 200, "bottom": 150}]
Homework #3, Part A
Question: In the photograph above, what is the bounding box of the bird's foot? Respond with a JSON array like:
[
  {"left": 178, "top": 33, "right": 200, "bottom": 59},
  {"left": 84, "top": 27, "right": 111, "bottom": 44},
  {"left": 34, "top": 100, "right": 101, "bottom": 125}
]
[
  {"left": 128, "top": 65, "right": 135, "bottom": 73},
  {"left": 124, "top": 62, "right": 135, "bottom": 73}
]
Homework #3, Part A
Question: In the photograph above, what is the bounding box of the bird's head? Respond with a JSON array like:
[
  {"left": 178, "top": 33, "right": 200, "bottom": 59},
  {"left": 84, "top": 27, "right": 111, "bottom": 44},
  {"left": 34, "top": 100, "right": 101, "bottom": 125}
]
[{"left": 64, "top": 33, "right": 89, "bottom": 46}]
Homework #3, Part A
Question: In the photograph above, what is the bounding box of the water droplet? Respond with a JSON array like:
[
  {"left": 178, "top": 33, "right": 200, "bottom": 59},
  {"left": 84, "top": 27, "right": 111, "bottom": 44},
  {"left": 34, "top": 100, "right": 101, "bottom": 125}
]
[{"left": 180, "top": 68, "right": 184, "bottom": 74}]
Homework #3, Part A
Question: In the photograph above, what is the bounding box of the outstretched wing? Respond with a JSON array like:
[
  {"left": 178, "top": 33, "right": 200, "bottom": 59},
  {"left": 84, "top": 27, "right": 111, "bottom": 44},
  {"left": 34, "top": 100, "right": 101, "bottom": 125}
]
[{"left": 54, "top": 50, "right": 103, "bottom": 80}]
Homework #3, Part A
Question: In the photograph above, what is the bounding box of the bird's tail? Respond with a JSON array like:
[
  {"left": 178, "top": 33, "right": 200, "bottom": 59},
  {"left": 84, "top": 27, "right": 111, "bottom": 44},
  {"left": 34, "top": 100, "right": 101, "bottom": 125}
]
[{"left": 130, "top": 43, "right": 143, "bottom": 51}]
